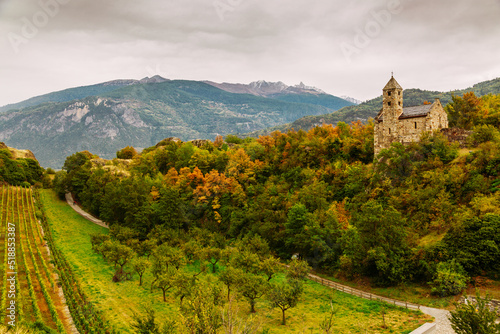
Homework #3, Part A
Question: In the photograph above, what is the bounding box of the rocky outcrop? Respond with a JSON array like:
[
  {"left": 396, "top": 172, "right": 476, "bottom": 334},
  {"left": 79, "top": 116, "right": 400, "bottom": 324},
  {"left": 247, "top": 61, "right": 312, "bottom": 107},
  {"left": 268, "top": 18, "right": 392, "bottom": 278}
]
[{"left": 1, "top": 142, "right": 37, "bottom": 161}]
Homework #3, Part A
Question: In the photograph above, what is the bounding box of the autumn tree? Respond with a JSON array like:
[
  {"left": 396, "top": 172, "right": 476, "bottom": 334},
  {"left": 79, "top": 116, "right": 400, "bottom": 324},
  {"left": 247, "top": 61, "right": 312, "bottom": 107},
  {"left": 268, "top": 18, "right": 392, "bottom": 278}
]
[
  {"left": 116, "top": 146, "right": 138, "bottom": 159},
  {"left": 446, "top": 92, "right": 486, "bottom": 129}
]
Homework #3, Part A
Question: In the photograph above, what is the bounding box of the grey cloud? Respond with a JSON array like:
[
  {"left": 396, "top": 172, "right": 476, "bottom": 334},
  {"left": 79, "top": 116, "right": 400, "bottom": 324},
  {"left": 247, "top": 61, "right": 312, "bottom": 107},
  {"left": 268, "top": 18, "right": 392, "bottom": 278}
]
[{"left": 0, "top": 0, "right": 499, "bottom": 106}]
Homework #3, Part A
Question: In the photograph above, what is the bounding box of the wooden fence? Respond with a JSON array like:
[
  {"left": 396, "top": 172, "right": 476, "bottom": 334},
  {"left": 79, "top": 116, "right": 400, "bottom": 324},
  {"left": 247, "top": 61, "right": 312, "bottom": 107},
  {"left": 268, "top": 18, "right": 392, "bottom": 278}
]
[{"left": 308, "top": 274, "right": 421, "bottom": 310}]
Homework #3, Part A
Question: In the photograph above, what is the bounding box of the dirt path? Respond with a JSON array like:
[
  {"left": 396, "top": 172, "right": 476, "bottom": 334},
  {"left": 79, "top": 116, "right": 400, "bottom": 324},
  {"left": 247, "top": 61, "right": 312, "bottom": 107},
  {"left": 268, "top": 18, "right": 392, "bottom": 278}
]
[{"left": 65, "top": 193, "right": 109, "bottom": 229}]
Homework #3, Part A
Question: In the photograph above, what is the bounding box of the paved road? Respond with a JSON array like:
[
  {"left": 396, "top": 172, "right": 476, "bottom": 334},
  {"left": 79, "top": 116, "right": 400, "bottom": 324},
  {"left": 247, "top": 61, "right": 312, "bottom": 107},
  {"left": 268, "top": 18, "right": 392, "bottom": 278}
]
[
  {"left": 65, "top": 193, "right": 109, "bottom": 229},
  {"left": 420, "top": 306, "right": 454, "bottom": 334}
]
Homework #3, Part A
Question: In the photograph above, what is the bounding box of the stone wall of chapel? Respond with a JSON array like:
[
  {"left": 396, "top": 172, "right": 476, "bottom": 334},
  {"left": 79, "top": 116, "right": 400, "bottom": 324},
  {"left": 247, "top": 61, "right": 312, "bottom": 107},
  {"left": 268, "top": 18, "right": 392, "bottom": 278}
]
[
  {"left": 427, "top": 103, "right": 449, "bottom": 131},
  {"left": 399, "top": 117, "right": 428, "bottom": 144}
]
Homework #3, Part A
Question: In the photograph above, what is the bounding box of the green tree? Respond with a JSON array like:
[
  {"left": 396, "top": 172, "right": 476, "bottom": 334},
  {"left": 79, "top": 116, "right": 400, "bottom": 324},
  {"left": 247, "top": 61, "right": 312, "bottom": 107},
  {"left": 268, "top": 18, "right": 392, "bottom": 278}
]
[
  {"left": 285, "top": 203, "right": 311, "bottom": 254},
  {"left": 63, "top": 151, "right": 93, "bottom": 173},
  {"left": 443, "top": 214, "right": 500, "bottom": 276},
  {"left": 286, "top": 259, "right": 311, "bottom": 281},
  {"left": 267, "top": 279, "right": 304, "bottom": 325},
  {"left": 449, "top": 293, "right": 500, "bottom": 334},
  {"left": 201, "top": 246, "right": 223, "bottom": 274},
  {"left": 219, "top": 266, "right": 244, "bottom": 300},
  {"left": 131, "top": 257, "right": 151, "bottom": 286},
  {"left": 173, "top": 269, "right": 196, "bottom": 306},
  {"left": 238, "top": 273, "right": 268, "bottom": 313},
  {"left": 181, "top": 276, "right": 225, "bottom": 333},
  {"left": 351, "top": 200, "right": 410, "bottom": 285},
  {"left": 150, "top": 245, "right": 185, "bottom": 293},
  {"left": 260, "top": 256, "right": 282, "bottom": 282},
  {"left": 52, "top": 170, "right": 68, "bottom": 199},
  {"left": 90, "top": 233, "right": 110, "bottom": 252},
  {"left": 154, "top": 267, "right": 177, "bottom": 302},
  {"left": 105, "top": 241, "right": 135, "bottom": 272}
]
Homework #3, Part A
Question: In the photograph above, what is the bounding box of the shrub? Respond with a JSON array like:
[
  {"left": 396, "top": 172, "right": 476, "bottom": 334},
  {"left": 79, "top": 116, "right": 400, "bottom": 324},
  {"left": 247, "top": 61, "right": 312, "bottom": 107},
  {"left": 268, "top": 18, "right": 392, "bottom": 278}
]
[
  {"left": 450, "top": 293, "right": 500, "bottom": 334},
  {"left": 430, "top": 259, "right": 468, "bottom": 297},
  {"left": 468, "top": 124, "right": 500, "bottom": 147}
]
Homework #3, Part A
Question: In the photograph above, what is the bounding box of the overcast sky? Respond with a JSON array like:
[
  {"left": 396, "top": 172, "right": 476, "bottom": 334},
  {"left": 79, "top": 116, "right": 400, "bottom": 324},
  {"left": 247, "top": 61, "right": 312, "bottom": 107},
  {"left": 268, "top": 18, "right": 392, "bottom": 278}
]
[{"left": 1, "top": 0, "right": 499, "bottom": 107}]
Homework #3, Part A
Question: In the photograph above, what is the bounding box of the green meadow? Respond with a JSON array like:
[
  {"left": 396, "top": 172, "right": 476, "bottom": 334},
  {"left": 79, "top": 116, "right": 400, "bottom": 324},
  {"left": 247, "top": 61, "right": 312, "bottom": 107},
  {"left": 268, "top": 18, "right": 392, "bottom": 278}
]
[{"left": 40, "top": 189, "right": 431, "bottom": 333}]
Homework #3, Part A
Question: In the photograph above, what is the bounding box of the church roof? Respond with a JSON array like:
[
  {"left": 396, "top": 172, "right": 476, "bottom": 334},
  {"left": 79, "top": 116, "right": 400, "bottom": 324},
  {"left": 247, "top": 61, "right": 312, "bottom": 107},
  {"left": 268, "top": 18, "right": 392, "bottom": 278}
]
[
  {"left": 376, "top": 103, "right": 434, "bottom": 121},
  {"left": 383, "top": 76, "right": 403, "bottom": 90},
  {"left": 399, "top": 104, "right": 433, "bottom": 119}
]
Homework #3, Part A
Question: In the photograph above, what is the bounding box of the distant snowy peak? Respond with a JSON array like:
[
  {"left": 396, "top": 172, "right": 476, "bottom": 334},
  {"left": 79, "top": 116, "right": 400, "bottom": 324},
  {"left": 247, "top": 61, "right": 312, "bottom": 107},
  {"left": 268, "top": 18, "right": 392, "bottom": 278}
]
[
  {"left": 341, "top": 96, "right": 362, "bottom": 105},
  {"left": 248, "top": 80, "right": 289, "bottom": 95},
  {"left": 293, "top": 82, "right": 326, "bottom": 94},
  {"left": 239, "top": 80, "right": 327, "bottom": 96}
]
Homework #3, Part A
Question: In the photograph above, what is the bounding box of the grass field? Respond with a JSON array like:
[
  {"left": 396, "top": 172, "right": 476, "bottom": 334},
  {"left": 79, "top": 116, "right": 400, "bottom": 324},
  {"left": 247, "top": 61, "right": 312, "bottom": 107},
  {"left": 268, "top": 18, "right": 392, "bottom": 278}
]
[{"left": 40, "top": 189, "right": 431, "bottom": 333}]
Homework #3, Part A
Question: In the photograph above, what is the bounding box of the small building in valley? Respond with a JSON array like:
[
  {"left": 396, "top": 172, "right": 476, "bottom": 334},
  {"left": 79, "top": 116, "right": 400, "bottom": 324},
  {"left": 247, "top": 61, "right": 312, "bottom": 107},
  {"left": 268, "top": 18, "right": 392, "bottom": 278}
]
[{"left": 374, "top": 76, "right": 449, "bottom": 155}]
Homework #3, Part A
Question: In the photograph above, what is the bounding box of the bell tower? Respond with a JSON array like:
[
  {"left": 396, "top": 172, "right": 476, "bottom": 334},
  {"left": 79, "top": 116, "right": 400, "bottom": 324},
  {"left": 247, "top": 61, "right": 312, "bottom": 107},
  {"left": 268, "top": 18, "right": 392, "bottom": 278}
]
[{"left": 382, "top": 75, "right": 403, "bottom": 139}]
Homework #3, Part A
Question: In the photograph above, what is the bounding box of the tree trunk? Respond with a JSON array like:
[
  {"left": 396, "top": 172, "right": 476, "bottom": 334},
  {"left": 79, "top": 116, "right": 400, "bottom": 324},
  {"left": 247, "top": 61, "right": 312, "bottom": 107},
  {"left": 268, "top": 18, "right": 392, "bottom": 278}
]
[
  {"left": 250, "top": 300, "right": 256, "bottom": 313},
  {"left": 162, "top": 288, "right": 166, "bottom": 302},
  {"left": 150, "top": 278, "right": 157, "bottom": 292},
  {"left": 282, "top": 309, "right": 286, "bottom": 326},
  {"left": 139, "top": 274, "right": 143, "bottom": 286}
]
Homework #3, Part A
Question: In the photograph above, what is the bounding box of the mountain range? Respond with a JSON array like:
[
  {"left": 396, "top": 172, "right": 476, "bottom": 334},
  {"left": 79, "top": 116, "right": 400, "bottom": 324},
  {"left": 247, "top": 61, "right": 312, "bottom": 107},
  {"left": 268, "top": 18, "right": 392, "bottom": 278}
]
[
  {"left": 0, "top": 77, "right": 355, "bottom": 168},
  {"left": 2, "top": 75, "right": 499, "bottom": 168}
]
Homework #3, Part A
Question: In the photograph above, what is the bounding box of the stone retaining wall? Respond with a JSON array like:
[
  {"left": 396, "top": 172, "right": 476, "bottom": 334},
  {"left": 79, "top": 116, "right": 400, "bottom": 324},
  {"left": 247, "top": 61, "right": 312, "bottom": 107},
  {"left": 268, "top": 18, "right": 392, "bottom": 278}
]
[
  {"left": 440, "top": 128, "right": 472, "bottom": 148},
  {"left": 409, "top": 322, "right": 436, "bottom": 334}
]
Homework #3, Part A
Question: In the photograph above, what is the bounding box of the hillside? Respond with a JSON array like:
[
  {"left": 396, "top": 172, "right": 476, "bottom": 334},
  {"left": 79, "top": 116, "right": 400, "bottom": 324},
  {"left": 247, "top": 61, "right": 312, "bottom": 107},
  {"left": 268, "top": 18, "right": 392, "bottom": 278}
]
[
  {"left": 55, "top": 115, "right": 500, "bottom": 301},
  {"left": 0, "top": 80, "right": 337, "bottom": 168},
  {"left": 249, "top": 77, "right": 500, "bottom": 136}
]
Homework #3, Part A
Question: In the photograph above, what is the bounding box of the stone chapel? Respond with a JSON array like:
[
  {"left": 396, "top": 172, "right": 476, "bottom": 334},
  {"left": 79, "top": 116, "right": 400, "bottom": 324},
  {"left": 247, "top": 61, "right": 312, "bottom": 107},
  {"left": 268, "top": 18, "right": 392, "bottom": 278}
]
[{"left": 374, "top": 76, "right": 449, "bottom": 155}]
